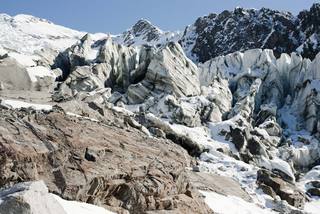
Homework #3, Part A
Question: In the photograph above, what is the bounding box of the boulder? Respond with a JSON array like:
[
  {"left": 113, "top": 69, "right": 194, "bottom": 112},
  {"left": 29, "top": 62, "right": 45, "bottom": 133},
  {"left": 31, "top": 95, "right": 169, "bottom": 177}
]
[
  {"left": 0, "top": 181, "right": 66, "bottom": 214},
  {"left": 229, "top": 127, "right": 247, "bottom": 151},
  {"left": 308, "top": 181, "right": 320, "bottom": 188},
  {"left": 257, "top": 169, "right": 305, "bottom": 208},
  {"left": 0, "top": 57, "right": 32, "bottom": 91}
]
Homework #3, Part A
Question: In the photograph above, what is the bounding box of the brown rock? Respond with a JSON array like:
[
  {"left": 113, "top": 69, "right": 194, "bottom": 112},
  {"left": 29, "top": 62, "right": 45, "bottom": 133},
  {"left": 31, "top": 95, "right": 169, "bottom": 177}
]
[
  {"left": 0, "top": 108, "right": 211, "bottom": 214},
  {"left": 257, "top": 169, "right": 305, "bottom": 209}
]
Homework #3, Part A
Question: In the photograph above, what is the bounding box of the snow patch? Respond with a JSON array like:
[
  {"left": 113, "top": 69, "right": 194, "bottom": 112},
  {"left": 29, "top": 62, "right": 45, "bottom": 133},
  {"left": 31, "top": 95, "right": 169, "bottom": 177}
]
[
  {"left": 304, "top": 200, "right": 320, "bottom": 214},
  {"left": 1, "top": 99, "right": 52, "bottom": 111},
  {"left": 200, "top": 191, "right": 276, "bottom": 214},
  {"left": 66, "top": 112, "right": 99, "bottom": 122},
  {"left": 26, "top": 66, "right": 56, "bottom": 82},
  {"left": 7, "top": 52, "right": 38, "bottom": 67},
  {"left": 52, "top": 194, "right": 115, "bottom": 214}
]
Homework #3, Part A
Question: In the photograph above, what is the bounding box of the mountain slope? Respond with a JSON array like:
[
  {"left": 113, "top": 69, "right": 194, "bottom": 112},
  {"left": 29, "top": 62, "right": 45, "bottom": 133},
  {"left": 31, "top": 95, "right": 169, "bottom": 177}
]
[
  {"left": 113, "top": 19, "right": 180, "bottom": 46},
  {"left": 0, "top": 14, "right": 85, "bottom": 54},
  {"left": 180, "top": 7, "right": 297, "bottom": 62},
  {"left": 179, "top": 3, "right": 320, "bottom": 62}
]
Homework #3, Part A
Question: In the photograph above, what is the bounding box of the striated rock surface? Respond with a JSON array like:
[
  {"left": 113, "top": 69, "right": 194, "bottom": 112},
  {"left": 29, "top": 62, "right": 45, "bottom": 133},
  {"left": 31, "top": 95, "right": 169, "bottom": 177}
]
[{"left": 0, "top": 107, "right": 211, "bottom": 214}]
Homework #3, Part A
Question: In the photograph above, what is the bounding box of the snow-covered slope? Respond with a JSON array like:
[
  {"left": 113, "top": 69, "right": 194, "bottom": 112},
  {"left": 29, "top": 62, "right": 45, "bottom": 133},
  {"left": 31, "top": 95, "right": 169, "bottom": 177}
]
[
  {"left": 0, "top": 14, "right": 85, "bottom": 54},
  {"left": 53, "top": 194, "right": 115, "bottom": 214}
]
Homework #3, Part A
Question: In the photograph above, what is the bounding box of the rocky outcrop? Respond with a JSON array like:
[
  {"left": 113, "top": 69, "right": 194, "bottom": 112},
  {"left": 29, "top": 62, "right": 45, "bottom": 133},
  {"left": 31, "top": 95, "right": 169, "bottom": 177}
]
[
  {"left": 0, "top": 107, "right": 211, "bottom": 214},
  {"left": 306, "top": 181, "right": 320, "bottom": 197},
  {"left": 257, "top": 169, "right": 305, "bottom": 208},
  {"left": 179, "top": 3, "right": 320, "bottom": 62},
  {"left": 296, "top": 4, "right": 320, "bottom": 59},
  {"left": 187, "top": 171, "right": 252, "bottom": 202},
  {"left": 180, "top": 7, "right": 296, "bottom": 62}
]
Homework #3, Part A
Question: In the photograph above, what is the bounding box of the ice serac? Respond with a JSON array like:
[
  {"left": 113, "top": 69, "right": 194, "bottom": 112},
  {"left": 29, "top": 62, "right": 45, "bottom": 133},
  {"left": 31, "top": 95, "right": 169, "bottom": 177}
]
[
  {"left": 198, "top": 48, "right": 318, "bottom": 129},
  {"left": 133, "top": 42, "right": 200, "bottom": 99},
  {"left": 186, "top": 48, "right": 320, "bottom": 208},
  {"left": 55, "top": 35, "right": 141, "bottom": 100},
  {"left": 56, "top": 37, "right": 200, "bottom": 104}
]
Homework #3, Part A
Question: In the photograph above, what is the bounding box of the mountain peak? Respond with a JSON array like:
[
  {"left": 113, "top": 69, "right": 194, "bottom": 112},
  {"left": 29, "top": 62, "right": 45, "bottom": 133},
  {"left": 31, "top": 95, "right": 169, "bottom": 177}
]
[
  {"left": 134, "top": 18, "right": 153, "bottom": 26},
  {"left": 131, "top": 18, "right": 162, "bottom": 36},
  {"left": 117, "top": 19, "right": 164, "bottom": 46}
]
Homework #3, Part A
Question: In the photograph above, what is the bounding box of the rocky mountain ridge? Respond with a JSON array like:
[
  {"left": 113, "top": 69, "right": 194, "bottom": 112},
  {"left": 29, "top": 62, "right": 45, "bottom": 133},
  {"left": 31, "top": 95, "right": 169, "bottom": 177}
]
[{"left": 2, "top": 4, "right": 320, "bottom": 64}]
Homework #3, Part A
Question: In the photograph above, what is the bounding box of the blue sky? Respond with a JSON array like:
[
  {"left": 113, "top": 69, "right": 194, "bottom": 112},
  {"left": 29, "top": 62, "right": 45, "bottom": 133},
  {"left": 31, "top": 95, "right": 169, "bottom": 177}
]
[{"left": 1, "top": 0, "right": 319, "bottom": 34}]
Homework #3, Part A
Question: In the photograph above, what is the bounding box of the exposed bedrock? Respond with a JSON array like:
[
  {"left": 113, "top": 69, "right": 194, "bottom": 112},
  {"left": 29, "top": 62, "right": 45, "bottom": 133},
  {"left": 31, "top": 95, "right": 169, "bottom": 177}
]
[{"left": 0, "top": 107, "right": 212, "bottom": 214}]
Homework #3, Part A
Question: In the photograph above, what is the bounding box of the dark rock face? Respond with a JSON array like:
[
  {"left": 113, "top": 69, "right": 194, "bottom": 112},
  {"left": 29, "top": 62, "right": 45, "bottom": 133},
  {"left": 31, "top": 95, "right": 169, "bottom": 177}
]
[
  {"left": 246, "top": 136, "right": 263, "bottom": 156},
  {"left": 306, "top": 181, "right": 320, "bottom": 197},
  {"left": 180, "top": 7, "right": 297, "bottom": 62},
  {"left": 257, "top": 169, "right": 305, "bottom": 209},
  {"left": 308, "top": 180, "right": 320, "bottom": 188},
  {"left": 297, "top": 4, "right": 320, "bottom": 59},
  {"left": 229, "top": 127, "right": 246, "bottom": 151},
  {"left": 307, "top": 188, "right": 320, "bottom": 197},
  {"left": 179, "top": 3, "right": 320, "bottom": 62},
  {"left": 0, "top": 108, "right": 211, "bottom": 214}
]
